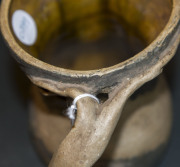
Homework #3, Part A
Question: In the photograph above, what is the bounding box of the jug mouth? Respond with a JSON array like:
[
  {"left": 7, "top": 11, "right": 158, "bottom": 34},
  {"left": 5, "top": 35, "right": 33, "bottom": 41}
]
[{"left": 0, "top": 0, "right": 179, "bottom": 94}]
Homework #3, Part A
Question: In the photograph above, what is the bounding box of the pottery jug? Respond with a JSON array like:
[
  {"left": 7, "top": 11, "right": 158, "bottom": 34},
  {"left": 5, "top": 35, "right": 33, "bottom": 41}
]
[{"left": 0, "top": 0, "right": 180, "bottom": 166}]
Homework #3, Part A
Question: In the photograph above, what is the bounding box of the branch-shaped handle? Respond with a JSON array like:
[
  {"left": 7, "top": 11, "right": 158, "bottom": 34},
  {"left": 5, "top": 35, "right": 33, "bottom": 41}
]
[{"left": 49, "top": 67, "right": 161, "bottom": 167}]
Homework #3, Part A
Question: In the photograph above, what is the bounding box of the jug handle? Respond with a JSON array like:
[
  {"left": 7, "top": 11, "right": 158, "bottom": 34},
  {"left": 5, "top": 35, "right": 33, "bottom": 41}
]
[{"left": 49, "top": 67, "right": 161, "bottom": 167}]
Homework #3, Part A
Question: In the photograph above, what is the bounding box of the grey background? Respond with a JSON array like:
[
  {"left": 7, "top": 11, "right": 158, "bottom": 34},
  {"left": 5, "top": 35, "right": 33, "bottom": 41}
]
[{"left": 0, "top": 1, "right": 180, "bottom": 166}]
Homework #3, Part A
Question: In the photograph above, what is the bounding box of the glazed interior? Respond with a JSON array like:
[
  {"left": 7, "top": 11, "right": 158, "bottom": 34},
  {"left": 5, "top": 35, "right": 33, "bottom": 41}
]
[{"left": 9, "top": 0, "right": 172, "bottom": 70}]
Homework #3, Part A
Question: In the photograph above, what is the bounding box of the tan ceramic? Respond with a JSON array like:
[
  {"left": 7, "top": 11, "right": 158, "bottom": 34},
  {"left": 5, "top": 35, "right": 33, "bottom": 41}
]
[{"left": 0, "top": 0, "right": 180, "bottom": 166}]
